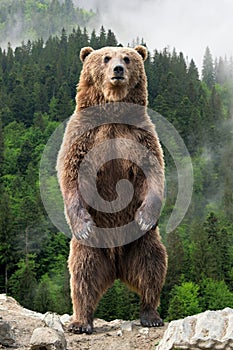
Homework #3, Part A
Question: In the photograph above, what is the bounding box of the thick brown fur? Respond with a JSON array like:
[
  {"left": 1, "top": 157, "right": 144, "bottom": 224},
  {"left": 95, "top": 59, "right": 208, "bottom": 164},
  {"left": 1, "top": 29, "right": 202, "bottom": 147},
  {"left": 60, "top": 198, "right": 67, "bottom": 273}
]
[{"left": 57, "top": 46, "right": 167, "bottom": 334}]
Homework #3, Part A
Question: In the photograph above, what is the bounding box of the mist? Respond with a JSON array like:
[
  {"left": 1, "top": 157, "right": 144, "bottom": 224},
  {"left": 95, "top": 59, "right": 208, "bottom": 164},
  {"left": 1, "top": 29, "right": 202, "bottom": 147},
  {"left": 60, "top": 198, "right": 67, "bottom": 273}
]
[{"left": 77, "top": 0, "right": 233, "bottom": 70}]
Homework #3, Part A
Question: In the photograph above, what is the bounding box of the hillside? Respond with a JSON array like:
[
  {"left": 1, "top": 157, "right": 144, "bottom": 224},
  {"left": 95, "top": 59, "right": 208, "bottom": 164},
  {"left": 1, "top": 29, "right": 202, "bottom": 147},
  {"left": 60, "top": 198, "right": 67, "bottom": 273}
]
[{"left": 0, "top": 0, "right": 95, "bottom": 48}]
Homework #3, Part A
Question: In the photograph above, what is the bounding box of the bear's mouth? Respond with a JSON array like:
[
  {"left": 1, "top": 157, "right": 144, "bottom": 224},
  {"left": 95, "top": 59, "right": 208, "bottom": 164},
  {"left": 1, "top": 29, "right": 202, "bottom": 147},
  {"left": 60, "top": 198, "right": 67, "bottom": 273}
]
[{"left": 111, "top": 77, "right": 125, "bottom": 81}]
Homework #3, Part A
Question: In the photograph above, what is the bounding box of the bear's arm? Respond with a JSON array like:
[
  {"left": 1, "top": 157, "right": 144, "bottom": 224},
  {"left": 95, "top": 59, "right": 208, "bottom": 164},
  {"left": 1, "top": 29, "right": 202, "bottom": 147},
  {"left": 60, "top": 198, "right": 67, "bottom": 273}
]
[
  {"left": 57, "top": 120, "right": 96, "bottom": 239},
  {"left": 134, "top": 129, "right": 164, "bottom": 231}
]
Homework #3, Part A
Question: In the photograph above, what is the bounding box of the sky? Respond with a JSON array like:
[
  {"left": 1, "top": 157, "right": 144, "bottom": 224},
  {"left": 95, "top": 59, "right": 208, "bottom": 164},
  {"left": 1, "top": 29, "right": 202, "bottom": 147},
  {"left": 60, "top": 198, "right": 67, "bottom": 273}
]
[{"left": 76, "top": 0, "right": 233, "bottom": 71}]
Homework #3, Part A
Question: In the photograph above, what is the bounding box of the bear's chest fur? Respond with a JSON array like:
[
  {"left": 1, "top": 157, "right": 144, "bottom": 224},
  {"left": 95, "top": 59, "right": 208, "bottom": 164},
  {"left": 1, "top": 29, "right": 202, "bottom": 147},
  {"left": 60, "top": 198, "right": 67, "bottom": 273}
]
[{"left": 78, "top": 123, "right": 147, "bottom": 229}]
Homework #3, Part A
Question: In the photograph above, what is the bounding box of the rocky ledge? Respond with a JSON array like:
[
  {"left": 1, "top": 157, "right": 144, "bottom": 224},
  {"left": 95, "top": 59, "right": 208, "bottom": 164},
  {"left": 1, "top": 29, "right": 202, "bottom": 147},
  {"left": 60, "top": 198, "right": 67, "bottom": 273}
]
[
  {"left": 157, "top": 308, "right": 233, "bottom": 350},
  {"left": 0, "top": 294, "right": 165, "bottom": 350},
  {"left": 0, "top": 294, "right": 232, "bottom": 350}
]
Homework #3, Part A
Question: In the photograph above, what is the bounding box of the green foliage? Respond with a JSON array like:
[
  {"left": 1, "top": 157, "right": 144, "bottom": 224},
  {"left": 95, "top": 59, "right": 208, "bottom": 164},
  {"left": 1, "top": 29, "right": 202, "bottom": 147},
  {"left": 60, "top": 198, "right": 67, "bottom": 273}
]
[
  {"left": 167, "top": 282, "right": 202, "bottom": 321},
  {"left": 200, "top": 278, "right": 233, "bottom": 310},
  {"left": 0, "top": 189, "right": 14, "bottom": 293},
  {"left": 8, "top": 255, "right": 37, "bottom": 309},
  {"left": 0, "top": 0, "right": 95, "bottom": 47},
  {"left": 95, "top": 280, "right": 139, "bottom": 321},
  {"left": 34, "top": 263, "right": 71, "bottom": 314},
  {"left": 189, "top": 213, "right": 232, "bottom": 283},
  {"left": 167, "top": 277, "right": 233, "bottom": 322},
  {"left": 34, "top": 273, "right": 54, "bottom": 313}
]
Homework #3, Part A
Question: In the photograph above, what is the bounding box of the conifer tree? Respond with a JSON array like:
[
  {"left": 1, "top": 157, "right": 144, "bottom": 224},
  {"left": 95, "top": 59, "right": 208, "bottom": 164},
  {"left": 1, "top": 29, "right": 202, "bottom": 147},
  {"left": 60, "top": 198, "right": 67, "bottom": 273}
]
[
  {"left": 99, "top": 26, "right": 106, "bottom": 47},
  {"left": 0, "top": 191, "right": 14, "bottom": 293},
  {"left": 90, "top": 29, "right": 98, "bottom": 49},
  {"left": 106, "top": 29, "right": 118, "bottom": 46},
  {"left": 202, "top": 47, "right": 215, "bottom": 88},
  {"left": 0, "top": 115, "right": 3, "bottom": 177}
]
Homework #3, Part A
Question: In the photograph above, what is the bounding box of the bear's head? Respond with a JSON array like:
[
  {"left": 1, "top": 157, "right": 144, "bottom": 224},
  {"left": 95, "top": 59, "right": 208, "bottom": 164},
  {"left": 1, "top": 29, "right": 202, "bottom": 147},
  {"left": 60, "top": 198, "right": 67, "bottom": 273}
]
[{"left": 76, "top": 45, "right": 148, "bottom": 110}]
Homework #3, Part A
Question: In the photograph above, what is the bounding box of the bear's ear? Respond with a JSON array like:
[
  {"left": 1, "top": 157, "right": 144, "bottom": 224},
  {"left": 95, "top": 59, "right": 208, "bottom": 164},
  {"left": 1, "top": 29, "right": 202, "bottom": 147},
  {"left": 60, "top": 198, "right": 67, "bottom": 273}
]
[
  {"left": 80, "top": 47, "right": 94, "bottom": 62},
  {"left": 134, "top": 45, "right": 148, "bottom": 61}
]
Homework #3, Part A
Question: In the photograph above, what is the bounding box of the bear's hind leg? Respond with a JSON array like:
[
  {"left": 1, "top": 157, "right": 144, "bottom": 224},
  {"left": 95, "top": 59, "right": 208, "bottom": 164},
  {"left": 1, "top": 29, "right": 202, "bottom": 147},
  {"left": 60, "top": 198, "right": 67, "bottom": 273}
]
[
  {"left": 120, "top": 228, "right": 167, "bottom": 327},
  {"left": 68, "top": 238, "right": 115, "bottom": 334}
]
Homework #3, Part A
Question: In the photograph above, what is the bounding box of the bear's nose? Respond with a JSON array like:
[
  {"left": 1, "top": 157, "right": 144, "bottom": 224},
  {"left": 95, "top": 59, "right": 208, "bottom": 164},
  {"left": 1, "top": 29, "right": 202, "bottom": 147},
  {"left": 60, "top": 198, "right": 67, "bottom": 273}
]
[{"left": 113, "top": 65, "right": 124, "bottom": 76}]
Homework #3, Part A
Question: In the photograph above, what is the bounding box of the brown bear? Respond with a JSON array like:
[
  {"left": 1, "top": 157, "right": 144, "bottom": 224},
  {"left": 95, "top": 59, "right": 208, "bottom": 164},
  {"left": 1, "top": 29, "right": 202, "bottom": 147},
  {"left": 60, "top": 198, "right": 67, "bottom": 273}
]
[{"left": 57, "top": 45, "right": 167, "bottom": 334}]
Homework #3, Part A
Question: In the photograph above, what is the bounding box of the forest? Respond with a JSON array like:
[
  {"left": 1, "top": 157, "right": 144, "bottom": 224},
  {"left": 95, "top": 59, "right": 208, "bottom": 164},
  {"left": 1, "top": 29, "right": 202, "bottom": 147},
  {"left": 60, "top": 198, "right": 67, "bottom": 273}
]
[
  {"left": 0, "top": 0, "right": 95, "bottom": 48},
  {"left": 0, "top": 20, "right": 233, "bottom": 321}
]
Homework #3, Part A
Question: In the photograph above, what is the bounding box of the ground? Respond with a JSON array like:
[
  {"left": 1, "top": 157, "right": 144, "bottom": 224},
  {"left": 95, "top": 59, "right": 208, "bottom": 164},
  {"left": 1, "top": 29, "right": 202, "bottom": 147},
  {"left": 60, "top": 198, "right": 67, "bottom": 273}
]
[{"left": 0, "top": 294, "right": 167, "bottom": 350}]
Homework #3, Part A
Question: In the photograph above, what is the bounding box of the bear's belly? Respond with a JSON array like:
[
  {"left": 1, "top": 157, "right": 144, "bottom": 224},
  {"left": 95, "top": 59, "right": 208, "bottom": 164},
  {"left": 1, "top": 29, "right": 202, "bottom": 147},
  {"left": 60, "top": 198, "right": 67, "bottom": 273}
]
[{"left": 88, "top": 158, "right": 145, "bottom": 228}]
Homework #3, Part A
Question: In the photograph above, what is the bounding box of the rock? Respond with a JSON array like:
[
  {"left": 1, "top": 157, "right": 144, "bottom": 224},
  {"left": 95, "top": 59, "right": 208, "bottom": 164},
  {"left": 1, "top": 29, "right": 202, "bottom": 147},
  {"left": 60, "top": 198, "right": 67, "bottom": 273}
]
[
  {"left": 0, "top": 319, "right": 16, "bottom": 346},
  {"left": 60, "top": 314, "right": 71, "bottom": 326},
  {"left": 0, "top": 294, "right": 7, "bottom": 302},
  {"left": 30, "top": 327, "right": 67, "bottom": 350},
  {"left": 43, "top": 312, "right": 64, "bottom": 333},
  {"left": 121, "top": 321, "right": 134, "bottom": 332},
  {"left": 139, "top": 327, "right": 149, "bottom": 335},
  {"left": 156, "top": 308, "right": 233, "bottom": 350},
  {"left": 108, "top": 319, "right": 122, "bottom": 327},
  {"left": 22, "top": 307, "right": 44, "bottom": 319}
]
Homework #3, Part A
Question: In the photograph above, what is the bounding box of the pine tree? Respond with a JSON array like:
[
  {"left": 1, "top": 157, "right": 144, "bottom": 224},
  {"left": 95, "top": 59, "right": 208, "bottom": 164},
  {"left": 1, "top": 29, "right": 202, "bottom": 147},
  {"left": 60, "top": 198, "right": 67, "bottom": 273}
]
[
  {"left": 202, "top": 213, "right": 226, "bottom": 281},
  {"left": 0, "top": 115, "right": 3, "bottom": 177},
  {"left": 106, "top": 30, "right": 118, "bottom": 46},
  {"left": 165, "top": 230, "right": 185, "bottom": 290},
  {"left": 202, "top": 47, "right": 215, "bottom": 88},
  {"left": 99, "top": 26, "right": 106, "bottom": 47},
  {"left": 215, "top": 57, "right": 227, "bottom": 84},
  {"left": 0, "top": 191, "right": 14, "bottom": 293},
  {"left": 188, "top": 59, "right": 199, "bottom": 81},
  {"left": 90, "top": 29, "right": 98, "bottom": 49},
  {"left": 187, "top": 59, "right": 200, "bottom": 104},
  {"left": 8, "top": 255, "right": 37, "bottom": 309}
]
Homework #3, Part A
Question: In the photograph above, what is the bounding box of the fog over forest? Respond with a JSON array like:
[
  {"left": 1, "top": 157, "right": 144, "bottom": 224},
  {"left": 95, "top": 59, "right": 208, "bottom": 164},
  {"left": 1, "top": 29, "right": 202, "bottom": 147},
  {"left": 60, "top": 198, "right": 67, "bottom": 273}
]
[{"left": 77, "top": 0, "right": 233, "bottom": 70}]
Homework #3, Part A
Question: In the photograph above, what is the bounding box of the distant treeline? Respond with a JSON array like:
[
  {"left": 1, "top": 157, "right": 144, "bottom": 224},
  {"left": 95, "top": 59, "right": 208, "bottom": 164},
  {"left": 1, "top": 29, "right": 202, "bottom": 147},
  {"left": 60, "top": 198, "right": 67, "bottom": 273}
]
[
  {"left": 0, "top": 0, "right": 95, "bottom": 47},
  {"left": 0, "top": 27, "right": 233, "bottom": 321}
]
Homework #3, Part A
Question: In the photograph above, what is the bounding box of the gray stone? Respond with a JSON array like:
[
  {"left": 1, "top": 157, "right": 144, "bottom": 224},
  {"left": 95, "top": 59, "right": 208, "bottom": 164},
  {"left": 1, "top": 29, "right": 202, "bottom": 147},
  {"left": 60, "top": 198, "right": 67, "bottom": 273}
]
[
  {"left": 0, "top": 319, "right": 15, "bottom": 346},
  {"left": 121, "top": 321, "right": 133, "bottom": 332},
  {"left": 139, "top": 327, "right": 149, "bottom": 335},
  {"left": 156, "top": 308, "right": 233, "bottom": 350},
  {"left": 30, "top": 327, "right": 67, "bottom": 350},
  {"left": 117, "top": 330, "right": 123, "bottom": 336},
  {"left": 59, "top": 314, "right": 71, "bottom": 326},
  {"left": 0, "top": 294, "right": 7, "bottom": 302},
  {"left": 22, "top": 307, "right": 44, "bottom": 319},
  {"left": 43, "top": 312, "right": 64, "bottom": 333}
]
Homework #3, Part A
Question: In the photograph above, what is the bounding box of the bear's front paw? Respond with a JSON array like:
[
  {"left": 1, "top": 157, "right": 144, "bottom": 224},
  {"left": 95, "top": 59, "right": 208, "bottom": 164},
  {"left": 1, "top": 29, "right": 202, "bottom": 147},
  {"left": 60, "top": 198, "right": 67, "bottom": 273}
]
[
  {"left": 73, "top": 209, "right": 95, "bottom": 241},
  {"left": 68, "top": 321, "right": 93, "bottom": 334},
  {"left": 135, "top": 204, "right": 158, "bottom": 232},
  {"left": 135, "top": 196, "right": 161, "bottom": 232},
  {"left": 75, "top": 220, "right": 94, "bottom": 240}
]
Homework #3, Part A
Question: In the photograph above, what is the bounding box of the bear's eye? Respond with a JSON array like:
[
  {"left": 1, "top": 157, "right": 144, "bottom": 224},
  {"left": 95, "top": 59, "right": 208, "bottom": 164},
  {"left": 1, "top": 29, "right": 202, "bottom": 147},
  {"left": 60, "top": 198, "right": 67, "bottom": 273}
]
[
  {"left": 123, "top": 56, "right": 130, "bottom": 64},
  {"left": 104, "top": 56, "right": 111, "bottom": 64}
]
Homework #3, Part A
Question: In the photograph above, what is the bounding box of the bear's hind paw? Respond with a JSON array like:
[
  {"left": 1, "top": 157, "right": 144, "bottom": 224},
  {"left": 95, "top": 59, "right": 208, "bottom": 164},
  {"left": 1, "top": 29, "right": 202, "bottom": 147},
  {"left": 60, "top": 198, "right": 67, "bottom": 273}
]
[
  {"left": 140, "top": 308, "right": 164, "bottom": 327},
  {"left": 140, "top": 318, "right": 164, "bottom": 327},
  {"left": 68, "top": 321, "right": 93, "bottom": 334}
]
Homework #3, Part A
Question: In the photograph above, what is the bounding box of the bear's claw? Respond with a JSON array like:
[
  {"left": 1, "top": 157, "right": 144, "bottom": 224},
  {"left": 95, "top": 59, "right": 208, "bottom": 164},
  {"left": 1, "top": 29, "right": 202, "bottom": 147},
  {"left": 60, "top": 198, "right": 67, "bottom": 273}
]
[
  {"left": 140, "top": 307, "right": 164, "bottom": 327},
  {"left": 68, "top": 322, "right": 93, "bottom": 334},
  {"left": 140, "top": 318, "right": 164, "bottom": 327},
  {"left": 135, "top": 210, "right": 156, "bottom": 232},
  {"left": 74, "top": 221, "right": 95, "bottom": 241}
]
